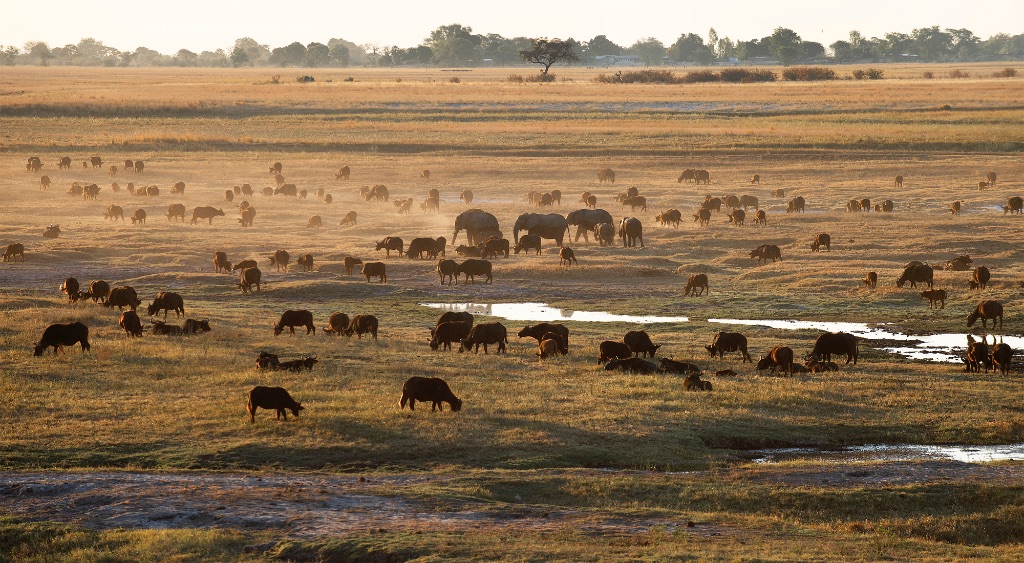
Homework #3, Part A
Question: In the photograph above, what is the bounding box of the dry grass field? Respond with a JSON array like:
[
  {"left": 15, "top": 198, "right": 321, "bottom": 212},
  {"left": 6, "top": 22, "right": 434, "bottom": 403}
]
[{"left": 1, "top": 65, "right": 1024, "bottom": 560}]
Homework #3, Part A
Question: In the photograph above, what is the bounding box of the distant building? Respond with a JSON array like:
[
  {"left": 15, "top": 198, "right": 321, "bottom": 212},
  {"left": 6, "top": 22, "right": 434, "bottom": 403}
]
[{"left": 593, "top": 55, "right": 643, "bottom": 67}]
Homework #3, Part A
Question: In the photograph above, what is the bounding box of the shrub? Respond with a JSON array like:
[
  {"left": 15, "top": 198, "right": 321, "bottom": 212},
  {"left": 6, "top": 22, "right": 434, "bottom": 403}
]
[
  {"left": 782, "top": 67, "right": 836, "bottom": 81},
  {"left": 507, "top": 74, "right": 524, "bottom": 83},
  {"left": 922, "top": 71, "right": 934, "bottom": 79},
  {"left": 948, "top": 69, "right": 970, "bottom": 79},
  {"left": 343, "top": 76, "right": 354, "bottom": 82},
  {"left": 296, "top": 75, "right": 314, "bottom": 83},
  {"left": 852, "top": 68, "right": 884, "bottom": 80},
  {"left": 525, "top": 73, "right": 556, "bottom": 83},
  {"left": 448, "top": 76, "right": 461, "bottom": 83},
  {"left": 269, "top": 75, "right": 281, "bottom": 84},
  {"left": 593, "top": 70, "right": 677, "bottom": 84},
  {"left": 682, "top": 71, "right": 718, "bottom": 83},
  {"left": 720, "top": 68, "right": 777, "bottom": 83},
  {"left": 993, "top": 68, "right": 1018, "bottom": 78}
]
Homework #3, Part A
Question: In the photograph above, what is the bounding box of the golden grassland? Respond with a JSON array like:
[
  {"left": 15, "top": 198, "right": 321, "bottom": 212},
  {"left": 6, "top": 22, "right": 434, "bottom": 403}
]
[{"left": 1, "top": 65, "right": 1024, "bottom": 559}]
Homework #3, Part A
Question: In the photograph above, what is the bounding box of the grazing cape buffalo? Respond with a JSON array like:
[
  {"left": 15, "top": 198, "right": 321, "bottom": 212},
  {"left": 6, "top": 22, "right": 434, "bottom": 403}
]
[
  {"left": 461, "top": 322, "right": 507, "bottom": 354},
  {"left": 34, "top": 322, "right": 90, "bottom": 356},
  {"left": 147, "top": 291, "right": 185, "bottom": 318},
  {"left": 191, "top": 206, "right": 225, "bottom": 225},
  {"left": 684, "top": 274, "right": 709, "bottom": 296},
  {"left": 247, "top": 386, "right": 303, "bottom": 422},
  {"left": 598, "top": 340, "right": 633, "bottom": 364},
  {"left": 706, "top": 332, "right": 752, "bottom": 362},
  {"left": 361, "top": 262, "right": 387, "bottom": 283},
  {"left": 238, "top": 267, "right": 261, "bottom": 293},
  {"left": 119, "top": 311, "right": 143, "bottom": 337},
  {"left": 323, "top": 312, "right": 351, "bottom": 335},
  {"left": 967, "top": 300, "right": 1003, "bottom": 330},
  {"left": 401, "top": 376, "right": 462, "bottom": 412},
  {"left": 345, "top": 314, "right": 379, "bottom": 339},
  {"left": 624, "top": 330, "right": 661, "bottom": 358},
  {"left": 808, "top": 332, "right": 859, "bottom": 365},
  {"left": 274, "top": 310, "right": 315, "bottom": 336},
  {"left": 750, "top": 244, "right": 781, "bottom": 265},
  {"left": 897, "top": 263, "right": 934, "bottom": 289},
  {"left": 375, "top": 237, "right": 404, "bottom": 258},
  {"left": 430, "top": 321, "right": 473, "bottom": 351},
  {"left": 519, "top": 323, "right": 569, "bottom": 354}
]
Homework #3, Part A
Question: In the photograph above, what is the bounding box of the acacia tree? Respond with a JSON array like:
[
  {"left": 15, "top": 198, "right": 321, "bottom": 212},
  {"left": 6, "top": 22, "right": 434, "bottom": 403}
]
[{"left": 519, "top": 38, "right": 578, "bottom": 75}]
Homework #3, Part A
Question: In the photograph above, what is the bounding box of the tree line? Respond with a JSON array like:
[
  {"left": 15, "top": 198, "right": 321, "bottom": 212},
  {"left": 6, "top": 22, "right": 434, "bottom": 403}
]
[{"left": 2, "top": 24, "right": 1022, "bottom": 68}]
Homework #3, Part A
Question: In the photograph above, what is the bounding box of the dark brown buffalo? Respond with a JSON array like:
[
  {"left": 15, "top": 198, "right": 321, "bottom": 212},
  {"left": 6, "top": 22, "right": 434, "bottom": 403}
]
[
  {"left": 86, "top": 280, "right": 110, "bottom": 303},
  {"left": 430, "top": 321, "right": 472, "bottom": 351},
  {"left": 598, "top": 340, "right": 633, "bottom": 364},
  {"left": 295, "top": 253, "right": 314, "bottom": 272},
  {"left": 604, "top": 357, "right": 659, "bottom": 373},
  {"left": 479, "top": 238, "right": 510, "bottom": 259},
  {"left": 375, "top": 236, "right": 403, "bottom": 258},
  {"left": 658, "top": 358, "right": 702, "bottom": 375},
  {"left": 750, "top": 244, "right": 782, "bottom": 266},
  {"left": 623, "top": 330, "right": 661, "bottom": 358},
  {"left": 274, "top": 310, "right": 315, "bottom": 336},
  {"left": 247, "top": 386, "right": 303, "bottom": 422},
  {"left": 921, "top": 289, "right": 947, "bottom": 309},
  {"left": 275, "top": 356, "right": 319, "bottom": 372},
  {"left": 166, "top": 203, "right": 186, "bottom": 222},
  {"left": 406, "top": 237, "right": 436, "bottom": 259},
  {"left": 461, "top": 322, "right": 507, "bottom": 354},
  {"left": 343, "top": 256, "right": 363, "bottom": 275},
  {"left": 656, "top": 209, "right": 682, "bottom": 228},
  {"left": 972, "top": 266, "right": 991, "bottom": 290},
  {"left": 706, "top": 332, "right": 752, "bottom": 362},
  {"left": 967, "top": 300, "right": 1003, "bottom": 329},
  {"left": 323, "top": 312, "right": 350, "bottom": 335},
  {"left": 457, "top": 259, "right": 493, "bottom": 284},
  {"left": 897, "top": 263, "right": 934, "bottom": 289},
  {"left": 808, "top": 332, "right": 859, "bottom": 364},
  {"left": 119, "top": 311, "right": 142, "bottom": 338},
  {"left": 147, "top": 291, "right": 185, "bottom": 318},
  {"left": 757, "top": 345, "right": 795, "bottom": 375},
  {"left": 991, "top": 341, "right": 1013, "bottom": 375},
  {"left": 3, "top": 243, "right": 25, "bottom": 262},
  {"left": 864, "top": 271, "right": 877, "bottom": 289},
  {"left": 345, "top": 314, "right": 379, "bottom": 340},
  {"left": 213, "top": 251, "right": 231, "bottom": 273},
  {"left": 701, "top": 197, "right": 722, "bottom": 212},
  {"left": 811, "top": 233, "right": 831, "bottom": 252},
  {"left": 238, "top": 267, "right": 261, "bottom": 293},
  {"left": 558, "top": 246, "right": 577, "bottom": 266},
  {"left": 518, "top": 323, "right": 569, "bottom": 354},
  {"left": 786, "top": 196, "right": 805, "bottom": 213},
  {"left": 150, "top": 320, "right": 183, "bottom": 335},
  {"left": 513, "top": 234, "right": 542, "bottom": 255},
  {"left": 683, "top": 373, "right": 713, "bottom": 391},
  {"left": 618, "top": 217, "right": 643, "bottom": 248},
  {"left": 269, "top": 249, "right": 290, "bottom": 272},
  {"left": 232, "top": 259, "right": 258, "bottom": 272},
  {"left": 400, "top": 376, "right": 462, "bottom": 412},
  {"left": 34, "top": 322, "right": 90, "bottom": 356},
  {"left": 684, "top": 274, "right": 709, "bottom": 296},
  {"left": 61, "top": 277, "right": 80, "bottom": 302},
  {"left": 693, "top": 208, "right": 711, "bottom": 226},
  {"left": 438, "top": 259, "right": 459, "bottom": 285},
  {"left": 182, "top": 319, "right": 211, "bottom": 334},
  {"left": 105, "top": 286, "right": 142, "bottom": 311},
  {"left": 190, "top": 206, "right": 225, "bottom": 225},
  {"left": 361, "top": 262, "right": 387, "bottom": 283},
  {"left": 965, "top": 336, "right": 991, "bottom": 373}
]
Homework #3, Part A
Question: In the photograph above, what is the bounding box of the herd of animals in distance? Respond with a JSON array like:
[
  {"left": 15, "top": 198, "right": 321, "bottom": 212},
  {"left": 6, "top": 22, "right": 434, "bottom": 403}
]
[{"left": 7, "top": 156, "right": 1016, "bottom": 421}]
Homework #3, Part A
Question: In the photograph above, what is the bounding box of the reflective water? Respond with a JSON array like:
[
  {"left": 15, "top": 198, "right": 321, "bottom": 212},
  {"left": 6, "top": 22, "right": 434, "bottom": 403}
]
[
  {"left": 754, "top": 443, "right": 1024, "bottom": 464},
  {"left": 708, "top": 318, "right": 1024, "bottom": 364},
  {"left": 420, "top": 303, "right": 1018, "bottom": 364},
  {"left": 420, "top": 302, "right": 688, "bottom": 324}
]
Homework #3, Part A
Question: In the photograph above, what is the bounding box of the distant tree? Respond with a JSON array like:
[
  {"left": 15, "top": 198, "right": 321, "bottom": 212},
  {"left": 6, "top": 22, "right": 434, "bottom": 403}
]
[
  {"left": 74, "top": 38, "right": 120, "bottom": 66},
  {"left": 233, "top": 38, "right": 269, "bottom": 66},
  {"left": 305, "top": 42, "right": 330, "bottom": 67},
  {"left": 830, "top": 40, "right": 853, "bottom": 61},
  {"left": 716, "top": 36, "right": 738, "bottom": 60},
  {"left": 911, "top": 26, "right": 953, "bottom": 61},
  {"left": 173, "top": 49, "right": 198, "bottom": 67},
  {"left": 197, "top": 50, "right": 229, "bottom": 67},
  {"left": 667, "top": 33, "right": 713, "bottom": 64},
  {"left": 26, "top": 42, "right": 53, "bottom": 65},
  {"left": 881, "top": 32, "right": 913, "bottom": 58},
  {"left": 707, "top": 28, "right": 719, "bottom": 59},
  {"left": 269, "top": 42, "right": 307, "bottom": 67},
  {"left": 132, "top": 47, "right": 166, "bottom": 66},
  {"left": 428, "top": 23, "right": 482, "bottom": 65},
  {"left": 582, "top": 34, "right": 623, "bottom": 62},
  {"left": 737, "top": 37, "right": 770, "bottom": 60},
  {"left": 519, "top": 38, "right": 579, "bottom": 74},
  {"left": 329, "top": 43, "right": 349, "bottom": 66},
  {"left": 328, "top": 38, "right": 366, "bottom": 65},
  {"left": 629, "top": 37, "right": 666, "bottom": 66},
  {"left": 480, "top": 34, "right": 529, "bottom": 64},
  {"left": 769, "top": 27, "right": 803, "bottom": 65},
  {"left": 946, "top": 28, "right": 980, "bottom": 61},
  {"left": 230, "top": 46, "right": 250, "bottom": 67},
  {"left": 802, "top": 41, "right": 825, "bottom": 60},
  {"left": 0, "top": 45, "right": 19, "bottom": 65}
]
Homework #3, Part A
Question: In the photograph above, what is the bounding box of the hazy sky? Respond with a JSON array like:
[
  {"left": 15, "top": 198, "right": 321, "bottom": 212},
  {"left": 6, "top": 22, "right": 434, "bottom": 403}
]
[{"left": 5, "top": 0, "right": 1021, "bottom": 54}]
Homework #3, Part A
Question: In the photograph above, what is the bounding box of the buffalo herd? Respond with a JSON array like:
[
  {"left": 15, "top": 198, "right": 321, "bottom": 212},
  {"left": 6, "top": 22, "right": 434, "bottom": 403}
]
[{"left": 15, "top": 157, "right": 1018, "bottom": 426}]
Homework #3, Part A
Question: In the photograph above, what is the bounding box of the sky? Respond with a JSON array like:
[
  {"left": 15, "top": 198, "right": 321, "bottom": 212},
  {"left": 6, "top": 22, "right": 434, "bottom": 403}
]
[{"left": 3, "top": 0, "right": 1021, "bottom": 54}]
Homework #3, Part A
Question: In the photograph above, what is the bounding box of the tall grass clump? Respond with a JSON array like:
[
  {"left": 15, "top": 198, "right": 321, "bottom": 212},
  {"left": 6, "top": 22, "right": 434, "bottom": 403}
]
[
  {"left": 993, "top": 68, "right": 1018, "bottom": 77},
  {"left": 852, "top": 68, "right": 885, "bottom": 80},
  {"left": 507, "top": 74, "right": 524, "bottom": 83},
  {"left": 524, "top": 73, "right": 556, "bottom": 83},
  {"left": 681, "top": 70, "right": 718, "bottom": 83},
  {"left": 782, "top": 67, "right": 836, "bottom": 81},
  {"left": 594, "top": 70, "right": 678, "bottom": 84},
  {"left": 718, "top": 68, "right": 777, "bottom": 83},
  {"left": 948, "top": 69, "right": 970, "bottom": 79}
]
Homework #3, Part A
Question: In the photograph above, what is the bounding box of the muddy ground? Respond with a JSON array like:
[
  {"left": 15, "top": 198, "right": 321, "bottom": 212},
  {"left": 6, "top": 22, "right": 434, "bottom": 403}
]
[{"left": 3, "top": 462, "right": 1021, "bottom": 542}]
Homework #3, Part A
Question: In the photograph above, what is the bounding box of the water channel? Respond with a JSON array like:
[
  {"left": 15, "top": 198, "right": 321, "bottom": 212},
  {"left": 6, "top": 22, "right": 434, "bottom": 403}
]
[{"left": 421, "top": 302, "right": 1022, "bottom": 364}]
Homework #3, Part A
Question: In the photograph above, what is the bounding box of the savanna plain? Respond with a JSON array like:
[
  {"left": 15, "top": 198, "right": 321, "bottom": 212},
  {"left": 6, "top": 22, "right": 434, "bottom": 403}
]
[{"left": 2, "top": 65, "right": 1024, "bottom": 561}]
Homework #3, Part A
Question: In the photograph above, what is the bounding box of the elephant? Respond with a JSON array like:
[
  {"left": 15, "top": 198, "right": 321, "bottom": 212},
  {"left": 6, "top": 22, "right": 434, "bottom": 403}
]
[
  {"left": 453, "top": 209, "right": 500, "bottom": 247},
  {"left": 565, "top": 208, "right": 613, "bottom": 243},
  {"left": 514, "top": 213, "right": 569, "bottom": 247}
]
